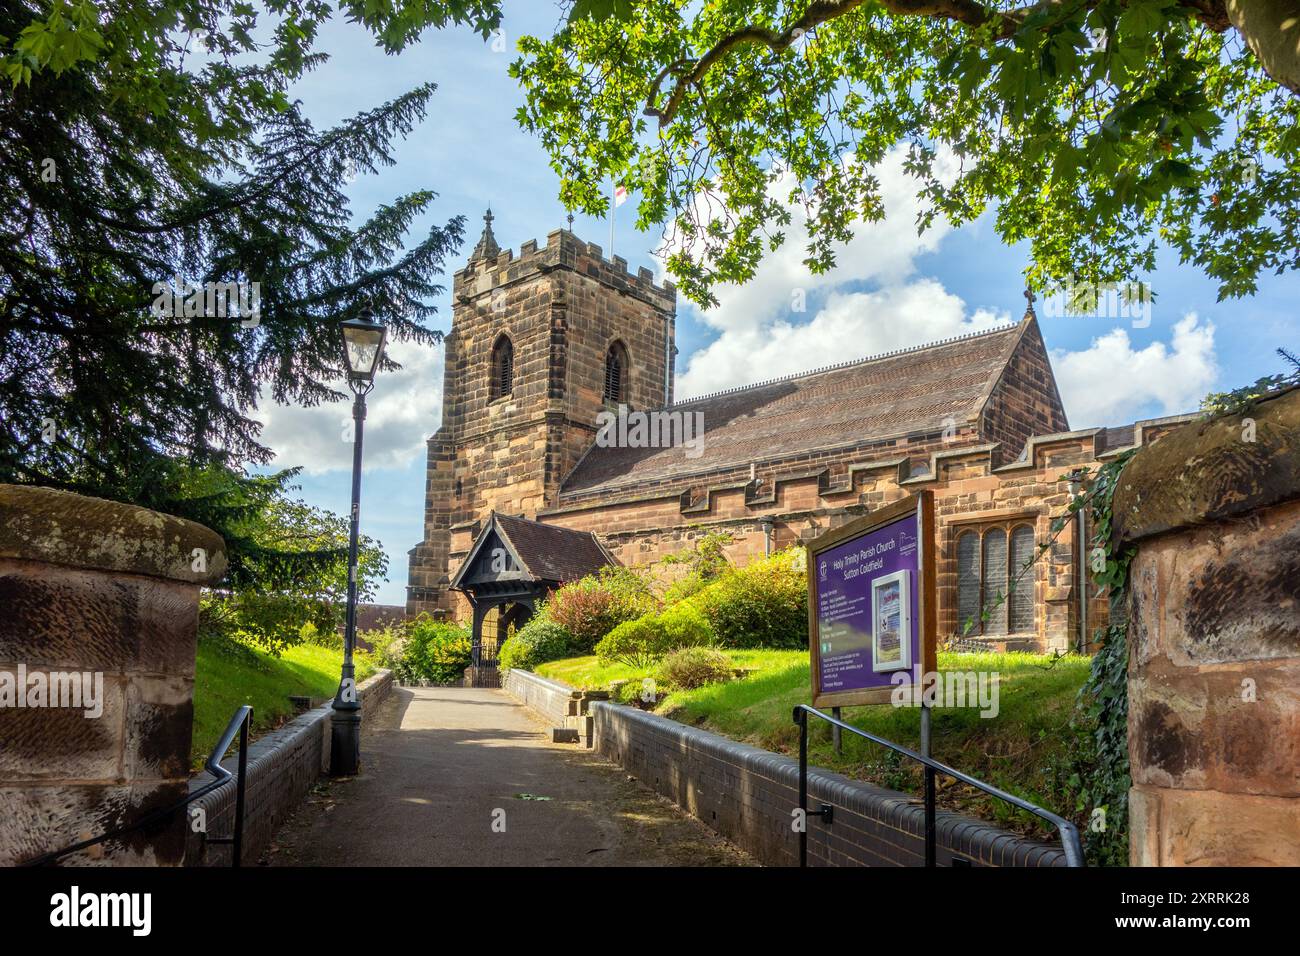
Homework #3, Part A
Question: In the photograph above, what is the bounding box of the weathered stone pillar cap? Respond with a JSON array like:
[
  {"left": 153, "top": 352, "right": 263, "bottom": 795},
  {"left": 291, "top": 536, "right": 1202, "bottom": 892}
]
[
  {"left": 1112, "top": 386, "right": 1300, "bottom": 546},
  {"left": 0, "top": 484, "right": 227, "bottom": 584}
]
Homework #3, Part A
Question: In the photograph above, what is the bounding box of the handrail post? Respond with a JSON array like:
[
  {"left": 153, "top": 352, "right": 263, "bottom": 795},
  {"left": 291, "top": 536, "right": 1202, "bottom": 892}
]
[
  {"left": 232, "top": 711, "right": 249, "bottom": 868},
  {"left": 794, "top": 706, "right": 808, "bottom": 868},
  {"left": 921, "top": 702, "right": 936, "bottom": 867},
  {"left": 789, "top": 704, "right": 1085, "bottom": 868}
]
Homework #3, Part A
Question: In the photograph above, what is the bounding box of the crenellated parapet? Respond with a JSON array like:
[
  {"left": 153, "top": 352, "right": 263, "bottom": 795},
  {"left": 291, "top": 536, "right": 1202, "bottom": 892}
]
[{"left": 454, "top": 227, "right": 676, "bottom": 316}]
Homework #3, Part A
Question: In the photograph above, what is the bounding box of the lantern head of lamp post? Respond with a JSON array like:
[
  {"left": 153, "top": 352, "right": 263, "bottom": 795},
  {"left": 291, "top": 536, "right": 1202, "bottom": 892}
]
[{"left": 341, "top": 311, "right": 387, "bottom": 390}]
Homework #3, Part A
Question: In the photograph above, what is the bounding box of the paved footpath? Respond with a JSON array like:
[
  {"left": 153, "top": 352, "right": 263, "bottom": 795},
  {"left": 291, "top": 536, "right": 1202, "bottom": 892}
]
[{"left": 265, "top": 686, "right": 751, "bottom": 867}]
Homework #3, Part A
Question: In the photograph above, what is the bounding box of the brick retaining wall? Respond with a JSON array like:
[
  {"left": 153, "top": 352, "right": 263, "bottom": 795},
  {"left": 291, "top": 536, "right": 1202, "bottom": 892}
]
[
  {"left": 501, "top": 668, "right": 1067, "bottom": 867},
  {"left": 184, "top": 669, "right": 393, "bottom": 866},
  {"left": 502, "top": 668, "right": 581, "bottom": 726},
  {"left": 590, "top": 702, "right": 1068, "bottom": 867}
]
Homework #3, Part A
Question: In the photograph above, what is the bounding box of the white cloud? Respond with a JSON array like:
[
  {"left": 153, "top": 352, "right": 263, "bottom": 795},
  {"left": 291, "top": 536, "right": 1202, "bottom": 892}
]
[
  {"left": 1052, "top": 314, "right": 1217, "bottom": 427},
  {"left": 677, "top": 280, "right": 1011, "bottom": 397},
  {"left": 671, "top": 147, "right": 959, "bottom": 336},
  {"left": 255, "top": 336, "right": 443, "bottom": 474},
  {"left": 672, "top": 146, "right": 1013, "bottom": 398}
]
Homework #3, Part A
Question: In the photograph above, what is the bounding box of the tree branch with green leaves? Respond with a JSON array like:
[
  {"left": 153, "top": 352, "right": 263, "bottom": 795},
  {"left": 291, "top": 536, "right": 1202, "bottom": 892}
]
[{"left": 516, "top": 0, "right": 1299, "bottom": 308}]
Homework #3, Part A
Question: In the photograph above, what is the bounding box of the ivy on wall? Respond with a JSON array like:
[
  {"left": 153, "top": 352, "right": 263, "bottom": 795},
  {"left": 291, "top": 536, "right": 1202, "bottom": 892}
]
[{"left": 1068, "top": 451, "right": 1136, "bottom": 867}]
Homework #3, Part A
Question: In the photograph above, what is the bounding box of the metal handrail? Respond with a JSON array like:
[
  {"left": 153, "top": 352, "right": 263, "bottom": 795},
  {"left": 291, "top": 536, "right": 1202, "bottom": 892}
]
[
  {"left": 22, "top": 705, "right": 253, "bottom": 867},
  {"left": 793, "top": 704, "right": 1084, "bottom": 868}
]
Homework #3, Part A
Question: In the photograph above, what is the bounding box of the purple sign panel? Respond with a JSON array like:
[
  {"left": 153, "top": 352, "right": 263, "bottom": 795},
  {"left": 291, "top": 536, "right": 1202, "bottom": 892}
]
[{"left": 814, "top": 512, "right": 921, "bottom": 695}]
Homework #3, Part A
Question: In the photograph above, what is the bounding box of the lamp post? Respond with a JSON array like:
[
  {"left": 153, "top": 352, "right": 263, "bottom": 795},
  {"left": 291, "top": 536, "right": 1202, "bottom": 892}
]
[{"left": 331, "top": 308, "right": 387, "bottom": 776}]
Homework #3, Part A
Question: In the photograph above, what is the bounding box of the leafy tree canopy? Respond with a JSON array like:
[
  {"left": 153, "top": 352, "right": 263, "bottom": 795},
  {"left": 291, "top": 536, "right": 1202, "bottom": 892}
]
[
  {"left": 192, "top": 463, "right": 389, "bottom": 651},
  {"left": 1, "top": 1, "right": 484, "bottom": 576},
  {"left": 514, "top": 0, "right": 1300, "bottom": 306}
]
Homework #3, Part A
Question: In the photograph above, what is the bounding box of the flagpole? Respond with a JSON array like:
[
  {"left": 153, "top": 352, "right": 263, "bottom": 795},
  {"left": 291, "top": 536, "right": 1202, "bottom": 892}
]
[{"left": 609, "top": 178, "right": 615, "bottom": 257}]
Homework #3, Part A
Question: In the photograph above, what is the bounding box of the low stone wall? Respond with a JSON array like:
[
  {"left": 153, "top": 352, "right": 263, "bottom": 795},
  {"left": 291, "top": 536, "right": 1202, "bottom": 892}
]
[
  {"left": 504, "top": 669, "right": 1068, "bottom": 867},
  {"left": 502, "top": 668, "right": 581, "bottom": 727},
  {"left": 185, "top": 669, "right": 393, "bottom": 866}
]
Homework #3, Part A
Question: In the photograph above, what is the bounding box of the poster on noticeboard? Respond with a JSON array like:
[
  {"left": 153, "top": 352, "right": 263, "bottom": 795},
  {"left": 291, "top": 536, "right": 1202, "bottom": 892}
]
[{"left": 806, "top": 492, "right": 936, "bottom": 708}]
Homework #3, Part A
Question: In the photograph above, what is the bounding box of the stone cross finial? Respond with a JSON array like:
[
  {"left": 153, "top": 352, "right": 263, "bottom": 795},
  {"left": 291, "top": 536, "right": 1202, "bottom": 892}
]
[
  {"left": 470, "top": 207, "right": 500, "bottom": 262},
  {"left": 1023, "top": 286, "right": 1037, "bottom": 318}
]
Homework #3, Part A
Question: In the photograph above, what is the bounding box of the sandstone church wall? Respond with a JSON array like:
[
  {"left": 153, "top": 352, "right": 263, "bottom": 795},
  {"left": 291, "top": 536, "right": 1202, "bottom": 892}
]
[
  {"left": 407, "top": 226, "right": 676, "bottom": 620},
  {"left": 540, "top": 428, "right": 1119, "bottom": 651},
  {"left": 406, "top": 219, "right": 1195, "bottom": 656}
]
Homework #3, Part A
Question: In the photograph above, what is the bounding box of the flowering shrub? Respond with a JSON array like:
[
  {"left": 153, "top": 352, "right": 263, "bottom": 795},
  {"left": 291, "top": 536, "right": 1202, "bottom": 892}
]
[
  {"left": 373, "top": 616, "right": 472, "bottom": 684},
  {"left": 547, "top": 566, "right": 657, "bottom": 653}
]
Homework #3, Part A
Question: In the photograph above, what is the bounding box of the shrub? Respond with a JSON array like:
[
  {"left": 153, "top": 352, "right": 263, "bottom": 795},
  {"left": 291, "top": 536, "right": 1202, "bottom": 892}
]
[
  {"left": 547, "top": 566, "right": 657, "bottom": 653},
  {"left": 364, "top": 624, "right": 404, "bottom": 667},
  {"left": 656, "top": 646, "right": 734, "bottom": 690},
  {"left": 609, "top": 677, "right": 661, "bottom": 707},
  {"left": 657, "top": 601, "right": 715, "bottom": 650},
  {"left": 691, "top": 548, "right": 808, "bottom": 649},
  {"left": 387, "top": 616, "right": 472, "bottom": 684},
  {"left": 658, "top": 531, "right": 733, "bottom": 604},
  {"left": 498, "top": 616, "right": 572, "bottom": 672},
  {"left": 300, "top": 621, "right": 344, "bottom": 651},
  {"left": 595, "top": 617, "right": 663, "bottom": 668},
  {"left": 661, "top": 571, "right": 711, "bottom": 605},
  {"left": 595, "top": 604, "right": 714, "bottom": 668}
]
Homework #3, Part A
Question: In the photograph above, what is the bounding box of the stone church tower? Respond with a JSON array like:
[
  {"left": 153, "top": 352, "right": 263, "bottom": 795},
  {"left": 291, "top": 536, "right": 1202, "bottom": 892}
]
[{"left": 406, "top": 212, "right": 677, "bottom": 618}]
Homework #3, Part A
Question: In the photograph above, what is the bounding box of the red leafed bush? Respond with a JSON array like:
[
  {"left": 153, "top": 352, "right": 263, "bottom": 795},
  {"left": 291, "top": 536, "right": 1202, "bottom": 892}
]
[{"left": 547, "top": 567, "right": 656, "bottom": 653}]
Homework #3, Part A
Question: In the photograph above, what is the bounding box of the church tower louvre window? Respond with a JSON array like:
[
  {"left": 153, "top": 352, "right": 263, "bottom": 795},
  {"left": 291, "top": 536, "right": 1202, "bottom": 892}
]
[
  {"left": 491, "top": 334, "right": 513, "bottom": 400},
  {"left": 604, "top": 340, "right": 629, "bottom": 404}
]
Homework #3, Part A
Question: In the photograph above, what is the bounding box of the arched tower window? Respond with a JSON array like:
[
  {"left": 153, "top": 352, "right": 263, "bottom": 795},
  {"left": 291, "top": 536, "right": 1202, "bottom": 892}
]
[
  {"left": 604, "top": 340, "right": 629, "bottom": 404},
  {"left": 490, "top": 334, "right": 513, "bottom": 400}
]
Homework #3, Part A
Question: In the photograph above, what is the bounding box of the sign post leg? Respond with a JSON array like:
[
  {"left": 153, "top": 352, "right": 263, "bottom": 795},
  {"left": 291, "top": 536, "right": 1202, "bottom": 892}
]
[
  {"left": 832, "top": 706, "right": 842, "bottom": 754},
  {"left": 921, "top": 700, "right": 936, "bottom": 867}
]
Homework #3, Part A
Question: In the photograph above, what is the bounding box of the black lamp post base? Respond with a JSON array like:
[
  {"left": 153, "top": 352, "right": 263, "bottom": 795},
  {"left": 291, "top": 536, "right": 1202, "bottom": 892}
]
[{"left": 329, "top": 708, "right": 361, "bottom": 776}]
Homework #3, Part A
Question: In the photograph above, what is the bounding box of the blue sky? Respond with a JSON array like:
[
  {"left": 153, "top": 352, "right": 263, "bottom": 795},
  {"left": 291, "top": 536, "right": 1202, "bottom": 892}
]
[{"left": 252, "top": 4, "right": 1297, "bottom": 605}]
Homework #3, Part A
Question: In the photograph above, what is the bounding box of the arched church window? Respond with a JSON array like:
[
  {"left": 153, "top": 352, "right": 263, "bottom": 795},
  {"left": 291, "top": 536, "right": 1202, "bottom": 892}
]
[
  {"left": 953, "top": 522, "right": 1038, "bottom": 638},
  {"left": 491, "top": 334, "right": 513, "bottom": 400},
  {"left": 1008, "top": 524, "right": 1036, "bottom": 633},
  {"left": 956, "top": 530, "right": 981, "bottom": 636},
  {"left": 981, "top": 528, "right": 1009, "bottom": 635},
  {"left": 604, "top": 340, "right": 629, "bottom": 404}
]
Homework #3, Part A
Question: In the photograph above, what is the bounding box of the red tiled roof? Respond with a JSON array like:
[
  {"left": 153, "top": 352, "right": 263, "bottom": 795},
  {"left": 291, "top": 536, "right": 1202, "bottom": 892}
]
[{"left": 561, "top": 323, "right": 1024, "bottom": 497}]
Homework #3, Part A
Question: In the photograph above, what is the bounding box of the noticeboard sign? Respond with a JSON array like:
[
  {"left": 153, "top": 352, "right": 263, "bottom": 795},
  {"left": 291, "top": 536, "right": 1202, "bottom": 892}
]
[{"left": 806, "top": 492, "right": 937, "bottom": 708}]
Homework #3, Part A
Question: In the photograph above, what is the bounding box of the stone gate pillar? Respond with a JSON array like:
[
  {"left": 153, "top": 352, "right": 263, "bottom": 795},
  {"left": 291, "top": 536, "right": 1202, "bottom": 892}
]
[
  {"left": 0, "top": 485, "right": 226, "bottom": 865},
  {"left": 1113, "top": 387, "right": 1300, "bottom": 866}
]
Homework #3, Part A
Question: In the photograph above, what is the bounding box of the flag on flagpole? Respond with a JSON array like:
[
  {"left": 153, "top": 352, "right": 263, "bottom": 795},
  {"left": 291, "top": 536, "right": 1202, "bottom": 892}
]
[{"left": 613, "top": 183, "right": 629, "bottom": 207}]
